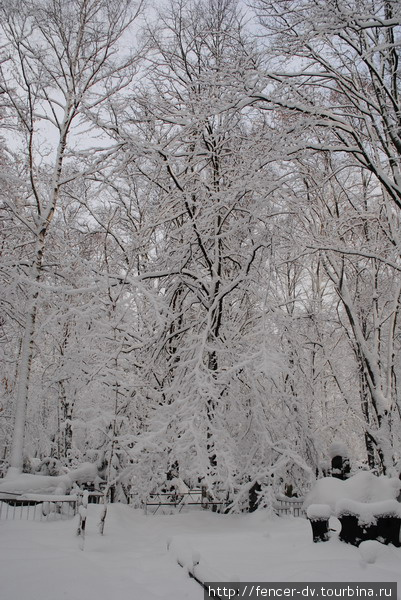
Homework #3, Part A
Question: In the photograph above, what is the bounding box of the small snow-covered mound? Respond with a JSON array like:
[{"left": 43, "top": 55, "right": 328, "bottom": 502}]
[
  {"left": 168, "top": 535, "right": 230, "bottom": 584},
  {"left": 359, "top": 540, "right": 385, "bottom": 564}
]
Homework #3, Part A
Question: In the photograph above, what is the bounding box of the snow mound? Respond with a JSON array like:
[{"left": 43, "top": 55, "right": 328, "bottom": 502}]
[
  {"left": 358, "top": 540, "right": 385, "bottom": 564},
  {"left": 168, "top": 535, "right": 229, "bottom": 584},
  {"left": 0, "top": 463, "right": 99, "bottom": 495},
  {"left": 328, "top": 441, "right": 349, "bottom": 459},
  {"left": 335, "top": 499, "right": 401, "bottom": 525},
  {"left": 304, "top": 471, "right": 401, "bottom": 511},
  {"left": 306, "top": 504, "right": 331, "bottom": 520}
]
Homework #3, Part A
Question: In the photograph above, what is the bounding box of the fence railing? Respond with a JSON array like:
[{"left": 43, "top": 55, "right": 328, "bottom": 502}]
[
  {"left": 143, "top": 489, "right": 306, "bottom": 516},
  {"left": 0, "top": 488, "right": 305, "bottom": 519},
  {"left": 0, "top": 492, "right": 78, "bottom": 521},
  {"left": 273, "top": 496, "right": 306, "bottom": 518},
  {"left": 144, "top": 488, "right": 230, "bottom": 514}
]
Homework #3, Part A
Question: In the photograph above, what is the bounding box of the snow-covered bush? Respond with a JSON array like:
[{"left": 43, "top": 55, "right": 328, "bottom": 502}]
[{"left": 304, "top": 471, "right": 401, "bottom": 511}]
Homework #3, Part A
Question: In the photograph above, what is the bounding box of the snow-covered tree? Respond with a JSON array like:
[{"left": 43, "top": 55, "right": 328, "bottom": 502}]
[
  {"left": 252, "top": 0, "right": 401, "bottom": 473},
  {"left": 87, "top": 0, "right": 337, "bottom": 505},
  {"left": 0, "top": 0, "right": 141, "bottom": 473}
]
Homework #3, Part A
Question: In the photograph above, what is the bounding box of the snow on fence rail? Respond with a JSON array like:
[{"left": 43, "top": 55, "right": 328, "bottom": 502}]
[
  {"left": 0, "top": 492, "right": 79, "bottom": 521},
  {"left": 144, "top": 489, "right": 230, "bottom": 514},
  {"left": 142, "top": 488, "right": 306, "bottom": 516}
]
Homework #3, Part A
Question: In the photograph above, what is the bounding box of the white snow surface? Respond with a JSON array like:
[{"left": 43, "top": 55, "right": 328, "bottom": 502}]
[
  {"left": 0, "top": 504, "right": 400, "bottom": 600},
  {"left": 303, "top": 472, "right": 401, "bottom": 511}
]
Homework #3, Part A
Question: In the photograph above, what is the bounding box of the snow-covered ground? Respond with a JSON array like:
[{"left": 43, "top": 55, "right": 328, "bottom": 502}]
[{"left": 0, "top": 504, "right": 400, "bottom": 600}]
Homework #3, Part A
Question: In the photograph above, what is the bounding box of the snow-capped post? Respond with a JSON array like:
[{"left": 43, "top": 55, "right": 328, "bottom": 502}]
[
  {"left": 98, "top": 424, "right": 120, "bottom": 535},
  {"left": 98, "top": 501, "right": 107, "bottom": 536},
  {"left": 77, "top": 490, "right": 89, "bottom": 551},
  {"left": 306, "top": 505, "right": 331, "bottom": 543},
  {"left": 201, "top": 486, "right": 208, "bottom": 509}
]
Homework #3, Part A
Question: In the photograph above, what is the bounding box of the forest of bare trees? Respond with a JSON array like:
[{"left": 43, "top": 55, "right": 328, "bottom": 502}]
[{"left": 0, "top": 0, "right": 400, "bottom": 507}]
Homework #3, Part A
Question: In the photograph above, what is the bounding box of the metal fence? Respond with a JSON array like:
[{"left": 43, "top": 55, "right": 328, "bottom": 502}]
[
  {"left": 273, "top": 496, "right": 306, "bottom": 518},
  {"left": 144, "top": 489, "right": 230, "bottom": 514},
  {"left": 143, "top": 489, "right": 306, "bottom": 517},
  {"left": 0, "top": 493, "right": 78, "bottom": 521}
]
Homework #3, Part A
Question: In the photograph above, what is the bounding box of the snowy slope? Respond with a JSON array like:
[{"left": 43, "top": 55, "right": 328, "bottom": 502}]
[{"left": 0, "top": 505, "right": 400, "bottom": 600}]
